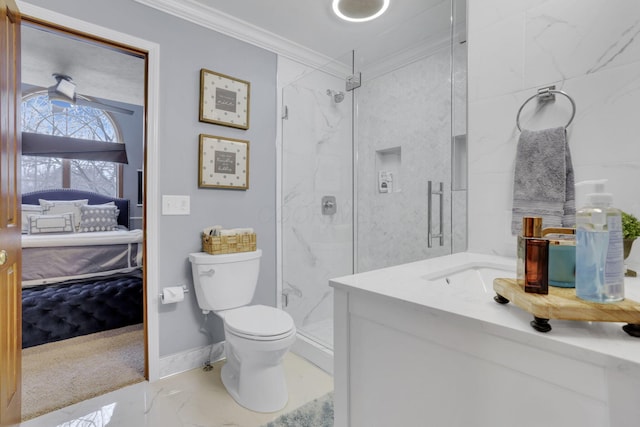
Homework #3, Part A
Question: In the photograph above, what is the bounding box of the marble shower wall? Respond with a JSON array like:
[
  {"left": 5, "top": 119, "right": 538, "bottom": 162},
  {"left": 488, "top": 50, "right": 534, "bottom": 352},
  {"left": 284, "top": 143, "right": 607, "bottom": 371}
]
[
  {"left": 468, "top": 0, "right": 640, "bottom": 267},
  {"left": 356, "top": 47, "right": 459, "bottom": 272},
  {"left": 280, "top": 35, "right": 467, "bottom": 340},
  {"left": 281, "top": 65, "right": 352, "bottom": 344}
]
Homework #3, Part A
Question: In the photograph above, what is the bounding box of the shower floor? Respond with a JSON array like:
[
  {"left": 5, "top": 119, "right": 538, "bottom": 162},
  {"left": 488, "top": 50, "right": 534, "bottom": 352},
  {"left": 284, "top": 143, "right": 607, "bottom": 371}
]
[{"left": 300, "top": 318, "right": 333, "bottom": 350}]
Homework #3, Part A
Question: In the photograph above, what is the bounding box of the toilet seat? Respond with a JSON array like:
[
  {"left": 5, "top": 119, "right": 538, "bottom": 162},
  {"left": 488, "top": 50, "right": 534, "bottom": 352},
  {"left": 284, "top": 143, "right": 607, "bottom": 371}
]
[{"left": 223, "top": 305, "right": 295, "bottom": 341}]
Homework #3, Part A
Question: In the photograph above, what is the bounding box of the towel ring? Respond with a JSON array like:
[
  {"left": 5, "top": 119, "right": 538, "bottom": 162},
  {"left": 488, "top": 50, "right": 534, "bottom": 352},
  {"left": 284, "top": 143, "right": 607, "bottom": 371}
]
[{"left": 516, "top": 88, "right": 576, "bottom": 131}]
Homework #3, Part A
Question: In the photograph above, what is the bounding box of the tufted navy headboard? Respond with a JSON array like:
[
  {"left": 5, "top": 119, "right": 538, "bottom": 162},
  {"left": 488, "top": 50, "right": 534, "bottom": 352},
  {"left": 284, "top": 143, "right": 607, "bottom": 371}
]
[{"left": 22, "top": 188, "right": 130, "bottom": 229}]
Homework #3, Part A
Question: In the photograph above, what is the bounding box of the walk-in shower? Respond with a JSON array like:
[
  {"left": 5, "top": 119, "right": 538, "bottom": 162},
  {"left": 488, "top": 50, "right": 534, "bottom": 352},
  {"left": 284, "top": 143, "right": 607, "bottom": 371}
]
[{"left": 280, "top": 0, "right": 467, "bottom": 372}]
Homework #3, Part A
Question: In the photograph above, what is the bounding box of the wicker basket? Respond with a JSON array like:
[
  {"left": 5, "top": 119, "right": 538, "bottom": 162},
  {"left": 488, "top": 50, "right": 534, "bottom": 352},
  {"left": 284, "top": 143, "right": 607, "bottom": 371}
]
[{"left": 202, "top": 233, "right": 257, "bottom": 255}]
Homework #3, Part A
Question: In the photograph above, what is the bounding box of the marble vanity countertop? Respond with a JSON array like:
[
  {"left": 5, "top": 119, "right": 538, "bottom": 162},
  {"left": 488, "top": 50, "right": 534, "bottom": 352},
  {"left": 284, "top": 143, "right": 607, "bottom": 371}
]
[{"left": 330, "top": 252, "right": 640, "bottom": 370}]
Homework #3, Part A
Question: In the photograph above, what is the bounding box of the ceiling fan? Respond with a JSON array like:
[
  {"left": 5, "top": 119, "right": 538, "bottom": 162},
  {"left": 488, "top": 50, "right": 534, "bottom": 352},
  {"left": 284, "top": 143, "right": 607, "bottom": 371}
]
[{"left": 47, "top": 73, "right": 134, "bottom": 115}]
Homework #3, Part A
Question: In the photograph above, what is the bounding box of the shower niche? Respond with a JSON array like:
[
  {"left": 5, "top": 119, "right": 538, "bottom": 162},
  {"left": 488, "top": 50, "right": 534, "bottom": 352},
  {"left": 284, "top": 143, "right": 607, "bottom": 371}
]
[{"left": 375, "top": 146, "right": 401, "bottom": 194}]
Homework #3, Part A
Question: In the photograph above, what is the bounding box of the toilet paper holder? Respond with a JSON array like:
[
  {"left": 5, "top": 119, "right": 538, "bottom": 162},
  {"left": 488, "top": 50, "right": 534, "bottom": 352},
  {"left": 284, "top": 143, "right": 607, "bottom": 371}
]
[{"left": 159, "top": 285, "right": 189, "bottom": 301}]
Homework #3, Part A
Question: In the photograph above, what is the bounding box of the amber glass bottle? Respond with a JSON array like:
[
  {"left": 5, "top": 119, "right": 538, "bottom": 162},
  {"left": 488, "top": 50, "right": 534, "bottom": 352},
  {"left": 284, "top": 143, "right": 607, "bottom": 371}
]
[{"left": 517, "top": 217, "right": 549, "bottom": 294}]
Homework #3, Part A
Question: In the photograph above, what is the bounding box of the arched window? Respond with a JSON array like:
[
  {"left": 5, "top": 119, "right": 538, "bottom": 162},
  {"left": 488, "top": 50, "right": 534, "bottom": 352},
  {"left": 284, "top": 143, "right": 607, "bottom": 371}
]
[{"left": 21, "top": 91, "right": 123, "bottom": 197}]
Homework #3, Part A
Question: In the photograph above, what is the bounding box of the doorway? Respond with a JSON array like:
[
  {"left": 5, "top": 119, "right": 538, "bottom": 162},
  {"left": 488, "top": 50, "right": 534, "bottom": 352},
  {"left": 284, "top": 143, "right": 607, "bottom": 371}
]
[{"left": 19, "top": 14, "right": 149, "bottom": 420}]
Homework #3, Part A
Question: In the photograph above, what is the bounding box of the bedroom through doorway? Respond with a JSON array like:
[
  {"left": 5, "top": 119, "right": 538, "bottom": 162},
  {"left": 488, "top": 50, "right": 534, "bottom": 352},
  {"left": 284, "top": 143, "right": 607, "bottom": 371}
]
[{"left": 19, "top": 16, "right": 148, "bottom": 420}]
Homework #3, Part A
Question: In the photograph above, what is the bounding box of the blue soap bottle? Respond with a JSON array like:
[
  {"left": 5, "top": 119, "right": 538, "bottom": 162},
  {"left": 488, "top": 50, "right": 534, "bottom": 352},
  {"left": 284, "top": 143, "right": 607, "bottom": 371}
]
[{"left": 575, "top": 181, "right": 625, "bottom": 302}]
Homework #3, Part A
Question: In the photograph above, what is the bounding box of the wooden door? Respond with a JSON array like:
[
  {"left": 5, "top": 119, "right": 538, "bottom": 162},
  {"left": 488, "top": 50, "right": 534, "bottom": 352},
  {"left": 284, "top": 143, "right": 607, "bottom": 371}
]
[{"left": 0, "top": 0, "right": 21, "bottom": 425}]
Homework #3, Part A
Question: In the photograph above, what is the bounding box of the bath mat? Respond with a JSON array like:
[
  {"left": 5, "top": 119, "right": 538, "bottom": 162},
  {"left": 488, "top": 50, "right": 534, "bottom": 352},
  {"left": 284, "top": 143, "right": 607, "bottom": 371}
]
[{"left": 263, "top": 391, "right": 334, "bottom": 427}]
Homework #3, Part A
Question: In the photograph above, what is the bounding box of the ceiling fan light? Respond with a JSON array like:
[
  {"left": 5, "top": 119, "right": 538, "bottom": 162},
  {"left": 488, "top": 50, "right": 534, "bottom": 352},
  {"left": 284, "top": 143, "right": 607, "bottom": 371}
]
[
  {"left": 55, "top": 77, "right": 76, "bottom": 100},
  {"left": 332, "top": 0, "right": 389, "bottom": 23},
  {"left": 47, "top": 84, "right": 75, "bottom": 108}
]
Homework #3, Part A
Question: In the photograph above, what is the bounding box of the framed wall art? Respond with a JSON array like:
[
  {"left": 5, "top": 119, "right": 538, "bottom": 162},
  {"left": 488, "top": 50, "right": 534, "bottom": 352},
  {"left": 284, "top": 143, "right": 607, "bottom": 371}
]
[
  {"left": 199, "top": 68, "right": 250, "bottom": 130},
  {"left": 199, "top": 134, "right": 249, "bottom": 190}
]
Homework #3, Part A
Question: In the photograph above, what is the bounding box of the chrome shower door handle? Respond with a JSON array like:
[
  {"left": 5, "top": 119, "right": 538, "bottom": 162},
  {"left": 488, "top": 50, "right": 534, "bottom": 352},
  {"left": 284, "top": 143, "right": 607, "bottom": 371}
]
[{"left": 427, "top": 181, "right": 444, "bottom": 248}]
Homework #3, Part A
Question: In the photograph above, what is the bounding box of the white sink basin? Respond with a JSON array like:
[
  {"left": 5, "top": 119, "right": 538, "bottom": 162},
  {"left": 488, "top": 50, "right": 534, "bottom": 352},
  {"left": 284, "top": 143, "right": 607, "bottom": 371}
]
[{"left": 422, "top": 262, "right": 516, "bottom": 294}]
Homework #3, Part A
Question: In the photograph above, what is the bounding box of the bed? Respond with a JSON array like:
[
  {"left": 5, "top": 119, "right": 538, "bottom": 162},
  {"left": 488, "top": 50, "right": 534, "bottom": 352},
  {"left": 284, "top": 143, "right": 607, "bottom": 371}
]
[{"left": 21, "top": 189, "right": 144, "bottom": 348}]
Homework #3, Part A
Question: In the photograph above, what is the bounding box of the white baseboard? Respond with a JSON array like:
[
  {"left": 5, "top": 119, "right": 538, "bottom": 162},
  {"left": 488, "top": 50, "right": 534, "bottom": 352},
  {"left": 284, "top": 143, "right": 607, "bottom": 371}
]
[
  {"left": 159, "top": 334, "right": 334, "bottom": 379},
  {"left": 291, "top": 333, "right": 334, "bottom": 375},
  {"left": 158, "top": 341, "right": 225, "bottom": 379}
]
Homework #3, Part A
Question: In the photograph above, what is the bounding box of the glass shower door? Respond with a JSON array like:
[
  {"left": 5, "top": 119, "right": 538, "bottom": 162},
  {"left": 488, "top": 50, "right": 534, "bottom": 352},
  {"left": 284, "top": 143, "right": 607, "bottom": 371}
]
[
  {"left": 280, "top": 0, "right": 467, "bottom": 354},
  {"left": 353, "top": 0, "right": 459, "bottom": 272},
  {"left": 280, "top": 57, "right": 353, "bottom": 349}
]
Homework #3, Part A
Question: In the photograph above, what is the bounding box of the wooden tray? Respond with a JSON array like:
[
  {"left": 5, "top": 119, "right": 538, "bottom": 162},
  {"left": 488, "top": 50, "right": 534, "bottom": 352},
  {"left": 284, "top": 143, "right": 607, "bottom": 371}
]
[{"left": 493, "top": 278, "right": 640, "bottom": 337}]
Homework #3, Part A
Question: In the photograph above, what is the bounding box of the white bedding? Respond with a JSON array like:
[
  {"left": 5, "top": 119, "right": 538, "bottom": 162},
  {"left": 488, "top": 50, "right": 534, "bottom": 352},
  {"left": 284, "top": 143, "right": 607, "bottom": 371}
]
[
  {"left": 22, "top": 228, "right": 143, "bottom": 248},
  {"left": 21, "top": 229, "right": 143, "bottom": 287}
]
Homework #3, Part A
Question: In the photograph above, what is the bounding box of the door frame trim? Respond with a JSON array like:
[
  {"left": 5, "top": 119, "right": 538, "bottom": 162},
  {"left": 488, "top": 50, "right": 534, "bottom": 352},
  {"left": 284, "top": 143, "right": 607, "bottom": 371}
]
[{"left": 16, "top": 1, "right": 162, "bottom": 381}]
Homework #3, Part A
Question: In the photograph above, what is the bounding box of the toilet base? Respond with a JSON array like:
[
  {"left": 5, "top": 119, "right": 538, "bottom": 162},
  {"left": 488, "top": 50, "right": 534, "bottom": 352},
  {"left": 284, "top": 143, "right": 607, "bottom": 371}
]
[
  {"left": 220, "top": 358, "right": 289, "bottom": 413},
  {"left": 218, "top": 327, "right": 296, "bottom": 413}
]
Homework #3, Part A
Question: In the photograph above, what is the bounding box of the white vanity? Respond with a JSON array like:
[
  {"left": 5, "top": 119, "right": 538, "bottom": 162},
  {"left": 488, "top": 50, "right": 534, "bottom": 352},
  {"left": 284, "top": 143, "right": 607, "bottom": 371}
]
[{"left": 330, "top": 252, "right": 640, "bottom": 427}]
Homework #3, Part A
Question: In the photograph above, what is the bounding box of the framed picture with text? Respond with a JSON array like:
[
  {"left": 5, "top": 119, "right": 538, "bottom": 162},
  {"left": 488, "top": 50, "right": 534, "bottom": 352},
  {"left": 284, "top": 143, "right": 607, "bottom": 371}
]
[
  {"left": 199, "top": 68, "right": 250, "bottom": 130},
  {"left": 198, "top": 134, "right": 249, "bottom": 190}
]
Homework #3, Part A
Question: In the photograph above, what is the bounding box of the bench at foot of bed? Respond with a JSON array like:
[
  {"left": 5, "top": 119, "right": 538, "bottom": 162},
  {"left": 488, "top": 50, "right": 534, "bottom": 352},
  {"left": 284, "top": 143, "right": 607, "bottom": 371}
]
[{"left": 22, "top": 274, "right": 143, "bottom": 349}]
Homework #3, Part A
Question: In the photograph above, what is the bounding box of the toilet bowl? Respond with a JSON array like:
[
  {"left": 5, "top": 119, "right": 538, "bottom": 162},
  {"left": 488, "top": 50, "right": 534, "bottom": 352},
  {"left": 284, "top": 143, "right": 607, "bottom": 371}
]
[
  {"left": 188, "top": 250, "right": 296, "bottom": 413},
  {"left": 219, "top": 305, "right": 296, "bottom": 412}
]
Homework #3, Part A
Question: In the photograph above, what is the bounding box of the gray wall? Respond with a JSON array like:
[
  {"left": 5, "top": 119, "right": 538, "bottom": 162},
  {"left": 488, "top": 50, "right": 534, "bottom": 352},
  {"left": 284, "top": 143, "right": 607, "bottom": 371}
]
[
  {"left": 108, "top": 99, "right": 144, "bottom": 230},
  {"left": 24, "top": 0, "right": 278, "bottom": 357}
]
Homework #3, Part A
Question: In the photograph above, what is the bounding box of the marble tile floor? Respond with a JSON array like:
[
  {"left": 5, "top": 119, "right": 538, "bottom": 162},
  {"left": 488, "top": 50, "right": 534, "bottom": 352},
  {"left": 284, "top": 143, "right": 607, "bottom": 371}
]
[{"left": 20, "top": 352, "right": 333, "bottom": 427}]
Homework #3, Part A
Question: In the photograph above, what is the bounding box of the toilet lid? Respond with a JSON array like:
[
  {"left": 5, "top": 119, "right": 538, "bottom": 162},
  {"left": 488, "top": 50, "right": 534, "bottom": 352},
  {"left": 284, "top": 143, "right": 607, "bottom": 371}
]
[{"left": 224, "top": 305, "right": 295, "bottom": 340}]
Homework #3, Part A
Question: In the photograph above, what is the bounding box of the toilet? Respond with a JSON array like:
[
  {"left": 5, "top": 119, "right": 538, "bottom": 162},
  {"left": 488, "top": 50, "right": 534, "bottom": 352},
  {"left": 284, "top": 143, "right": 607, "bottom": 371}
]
[{"left": 188, "top": 249, "right": 296, "bottom": 413}]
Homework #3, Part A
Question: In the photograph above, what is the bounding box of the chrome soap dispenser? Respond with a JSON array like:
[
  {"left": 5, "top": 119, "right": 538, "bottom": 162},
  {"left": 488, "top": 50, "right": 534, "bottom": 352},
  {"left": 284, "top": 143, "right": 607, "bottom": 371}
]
[{"left": 575, "top": 181, "right": 625, "bottom": 302}]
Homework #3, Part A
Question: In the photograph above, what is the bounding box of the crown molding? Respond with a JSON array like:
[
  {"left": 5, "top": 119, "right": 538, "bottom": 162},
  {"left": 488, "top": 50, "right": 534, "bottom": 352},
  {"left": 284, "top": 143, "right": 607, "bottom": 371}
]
[
  {"left": 133, "top": 0, "right": 460, "bottom": 82},
  {"left": 133, "top": 0, "right": 336, "bottom": 69}
]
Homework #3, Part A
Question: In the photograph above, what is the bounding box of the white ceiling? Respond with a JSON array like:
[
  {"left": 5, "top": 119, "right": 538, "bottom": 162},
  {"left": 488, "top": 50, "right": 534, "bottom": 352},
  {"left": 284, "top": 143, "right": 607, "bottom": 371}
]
[
  {"left": 20, "top": 0, "right": 464, "bottom": 106},
  {"left": 188, "top": 0, "right": 458, "bottom": 60},
  {"left": 21, "top": 24, "right": 146, "bottom": 107}
]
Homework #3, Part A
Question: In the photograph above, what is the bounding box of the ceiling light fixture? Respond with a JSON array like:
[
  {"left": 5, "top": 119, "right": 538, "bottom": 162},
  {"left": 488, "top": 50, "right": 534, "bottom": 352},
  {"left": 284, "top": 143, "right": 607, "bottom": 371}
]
[
  {"left": 52, "top": 74, "right": 76, "bottom": 100},
  {"left": 48, "top": 74, "right": 77, "bottom": 108},
  {"left": 332, "top": 0, "right": 390, "bottom": 23},
  {"left": 46, "top": 73, "right": 135, "bottom": 115}
]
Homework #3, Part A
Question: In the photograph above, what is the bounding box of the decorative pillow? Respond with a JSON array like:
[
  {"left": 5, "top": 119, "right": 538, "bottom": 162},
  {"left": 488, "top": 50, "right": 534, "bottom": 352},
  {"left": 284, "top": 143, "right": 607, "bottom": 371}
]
[
  {"left": 21, "top": 204, "right": 43, "bottom": 233},
  {"left": 28, "top": 213, "right": 75, "bottom": 234},
  {"left": 78, "top": 204, "right": 120, "bottom": 232},
  {"left": 39, "top": 199, "right": 89, "bottom": 231}
]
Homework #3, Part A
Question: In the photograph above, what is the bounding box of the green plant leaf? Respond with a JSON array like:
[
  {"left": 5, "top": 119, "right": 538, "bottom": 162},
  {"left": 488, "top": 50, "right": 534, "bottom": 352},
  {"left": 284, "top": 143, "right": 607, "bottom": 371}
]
[{"left": 622, "top": 211, "right": 640, "bottom": 240}]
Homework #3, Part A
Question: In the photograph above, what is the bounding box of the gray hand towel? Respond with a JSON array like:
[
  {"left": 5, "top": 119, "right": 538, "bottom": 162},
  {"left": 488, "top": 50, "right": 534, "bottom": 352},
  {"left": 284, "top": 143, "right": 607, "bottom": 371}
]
[{"left": 511, "top": 126, "right": 575, "bottom": 234}]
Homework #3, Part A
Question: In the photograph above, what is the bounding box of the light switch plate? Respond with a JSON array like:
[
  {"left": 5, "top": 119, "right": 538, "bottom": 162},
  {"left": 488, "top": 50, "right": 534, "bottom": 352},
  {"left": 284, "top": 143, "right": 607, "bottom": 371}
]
[{"left": 162, "top": 195, "right": 190, "bottom": 215}]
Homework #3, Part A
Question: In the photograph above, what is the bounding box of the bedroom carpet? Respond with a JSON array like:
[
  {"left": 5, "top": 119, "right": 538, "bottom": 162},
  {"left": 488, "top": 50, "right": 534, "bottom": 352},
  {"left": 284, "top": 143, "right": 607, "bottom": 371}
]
[{"left": 21, "top": 323, "right": 145, "bottom": 421}]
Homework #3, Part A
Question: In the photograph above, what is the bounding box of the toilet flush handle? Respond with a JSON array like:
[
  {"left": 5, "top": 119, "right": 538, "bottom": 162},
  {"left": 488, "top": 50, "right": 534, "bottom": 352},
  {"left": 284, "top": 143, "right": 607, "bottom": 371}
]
[{"left": 200, "top": 268, "right": 216, "bottom": 277}]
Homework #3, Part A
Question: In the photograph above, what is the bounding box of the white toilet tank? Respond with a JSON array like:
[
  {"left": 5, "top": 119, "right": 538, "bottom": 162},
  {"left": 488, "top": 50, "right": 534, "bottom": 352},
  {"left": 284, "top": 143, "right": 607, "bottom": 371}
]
[{"left": 188, "top": 249, "right": 262, "bottom": 313}]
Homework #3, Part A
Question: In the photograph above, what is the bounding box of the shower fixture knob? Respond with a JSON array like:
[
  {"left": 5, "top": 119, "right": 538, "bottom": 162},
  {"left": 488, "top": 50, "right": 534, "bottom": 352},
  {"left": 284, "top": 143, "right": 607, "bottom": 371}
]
[{"left": 322, "top": 196, "right": 337, "bottom": 215}]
